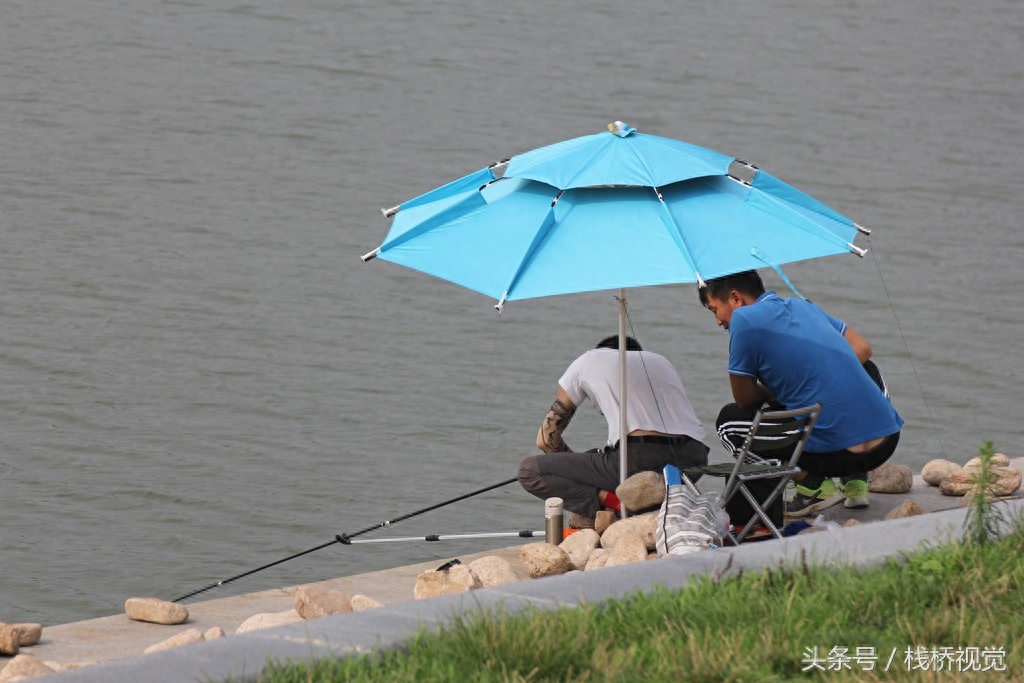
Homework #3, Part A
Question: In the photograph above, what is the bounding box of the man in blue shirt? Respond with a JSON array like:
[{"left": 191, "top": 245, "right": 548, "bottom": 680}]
[{"left": 699, "top": 270, "right": 904, "bottom": 517}]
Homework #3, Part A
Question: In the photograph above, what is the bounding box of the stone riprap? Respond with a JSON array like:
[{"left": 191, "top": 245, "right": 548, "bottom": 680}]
[
  {"left": 293, "top": 585, "right": 354, "bottom": 619},
  {"left": 413, "top": 564, "right": 482, "bottom": 599},
  {"left": 124, "top": 598, "right": 189, "bottom": 625},
  {"left": 5, "top": 460, "right": 1023, "bottom": 680},
  {"left": 921, "top": 453, "right": 1023, "bottom": 498},
  {"left": 467, "top": 555, "right": 520, "bottom": 587},
  {"left": 615, "top": 470, "right": 665, "bottom": 511},
  {"left": 868, "top": 462, "right": 913, "bottom": 493}
]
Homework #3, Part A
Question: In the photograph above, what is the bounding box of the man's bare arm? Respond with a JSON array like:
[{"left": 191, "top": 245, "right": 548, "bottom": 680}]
[
  {"left": 536, "top": 388, "right": 577, "bottom": 453},
  {"left": 843, "top": 326, "right": 873, "bottom": 364},
  {"left": 730, "top": 374, "right": 772, "bottom": 409}
]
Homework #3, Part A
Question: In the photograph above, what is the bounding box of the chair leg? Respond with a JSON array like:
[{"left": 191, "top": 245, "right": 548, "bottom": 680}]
[
  {"left": 733, "top": 486, "right": 774, "bottom": 542},
  {"left": 732, "top": 475, "right": 795, "bottom": 543}
]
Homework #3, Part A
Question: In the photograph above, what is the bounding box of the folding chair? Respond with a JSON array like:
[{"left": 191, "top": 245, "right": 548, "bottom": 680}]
[{"left": 682, "top": 403, "right": 821, "bottom": 545}]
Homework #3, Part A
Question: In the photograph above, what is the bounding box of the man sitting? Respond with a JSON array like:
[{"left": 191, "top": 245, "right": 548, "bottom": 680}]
[
  {"left": 518, "top": 335, "right": 709, "bottom": 528},
  {"left": 698, "top": 270, "right": 904, "bottom": 516}
]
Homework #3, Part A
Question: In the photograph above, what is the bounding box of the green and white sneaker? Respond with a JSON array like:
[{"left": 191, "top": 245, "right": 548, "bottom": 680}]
[
  {"left": 786, "top": 478, "right": 844, "bottom": 518},
  {"left": 843, "top": 479, "right": 870, "bottom": 509}
]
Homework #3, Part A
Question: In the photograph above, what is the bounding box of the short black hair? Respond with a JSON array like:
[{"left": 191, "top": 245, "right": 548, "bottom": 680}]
[
  {"left": 698, "top": 270, "right": 765, "bottom": 308},
  {"left": 596, "top": 335, "right": 642, "bottom": 351}
]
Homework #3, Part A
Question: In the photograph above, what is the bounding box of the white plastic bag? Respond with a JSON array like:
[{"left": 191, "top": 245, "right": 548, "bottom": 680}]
[{"left": 655, "top": 465, "right": 728, "bottom": 557}]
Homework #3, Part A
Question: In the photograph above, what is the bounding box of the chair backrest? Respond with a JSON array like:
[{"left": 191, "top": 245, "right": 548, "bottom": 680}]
[{"left": 738, "top": 403, "right": 822, "bottom": 466}]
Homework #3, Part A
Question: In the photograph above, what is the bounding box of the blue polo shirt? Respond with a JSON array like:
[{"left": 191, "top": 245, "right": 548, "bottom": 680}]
[{"left": 728, "top": 292, "right": 904, "bottom": 452}]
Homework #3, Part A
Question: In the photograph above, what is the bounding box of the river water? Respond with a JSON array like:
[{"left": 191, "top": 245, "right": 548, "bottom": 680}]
[{"left": 1, "top": 0, "right": 1021, "bottom": 626}]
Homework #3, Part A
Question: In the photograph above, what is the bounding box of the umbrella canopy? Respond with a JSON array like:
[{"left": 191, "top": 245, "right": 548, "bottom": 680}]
[
  {"left": 362, "top": 122, "right": 870, "bottom": 493},
  {"left": 366, "top": 122, "right": 867, "bottom": 307},
  {"left": 504, "top": 120, "right": 733, "bottom": 189}
]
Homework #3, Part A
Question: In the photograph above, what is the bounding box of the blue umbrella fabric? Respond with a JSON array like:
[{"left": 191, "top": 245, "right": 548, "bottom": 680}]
[
  {"left": 364, "top": 122, "right": 867, "bottom": 307},
  {"left": 504, "top": 120, "right": 733, "bottom": 189}
]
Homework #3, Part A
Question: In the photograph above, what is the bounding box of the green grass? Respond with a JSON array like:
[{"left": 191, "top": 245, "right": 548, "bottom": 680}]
[{"left": 234, "top": 515, "right": 1024, "bottom": 682}]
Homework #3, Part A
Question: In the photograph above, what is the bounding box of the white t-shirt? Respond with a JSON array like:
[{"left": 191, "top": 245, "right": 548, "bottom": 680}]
[{"left": 558, "top": 347, "right": 705, "bottom": 447}]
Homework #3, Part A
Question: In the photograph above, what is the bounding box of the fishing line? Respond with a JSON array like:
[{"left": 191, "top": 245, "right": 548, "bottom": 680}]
[
  {"left": 171, "top": 476, "right": 518, "bottom": 603},
  {"left": 866, "top": 236, "right": 947, "bottom": 461},
  {"left": 615, "top": 294, "right": 669, "bottom": 434},
  {"left": 469, "top": 308, "right": 505, "bottom": 484}
]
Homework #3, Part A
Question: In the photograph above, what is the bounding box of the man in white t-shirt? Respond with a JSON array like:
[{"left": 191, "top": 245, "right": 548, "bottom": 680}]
[{"left": 518, "top": 335, "right": 709, "bottom": 528}]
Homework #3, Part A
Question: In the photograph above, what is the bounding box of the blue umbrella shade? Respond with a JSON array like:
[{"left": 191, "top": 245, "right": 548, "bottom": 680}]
[
  {"left": 504, "top": 122, "right": 733, "bottom": 190},
  {"left": 367, "top": 165, "right": 864, "bottom": 306}
]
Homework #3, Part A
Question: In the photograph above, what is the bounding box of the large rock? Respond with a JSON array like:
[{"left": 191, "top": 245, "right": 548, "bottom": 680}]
[
  {"left": 941, "top": 466, "right": 1022, "bottom": 497},
  {"left": 0, "top": 624, "right": 19, "bottom": 656},
  {"left": 964, "top": 453, "right": 1010, "bottom": 471},
  {"left": 616, "top": 471, "right": 665, "bottom": 512},
  {"left": 0, "top": 654, "right": 54, "bottom": 682},
  {"left": 558, "top": 528, "right": 600, "bottom": 571},
  {"left": 594, "top": 510, "right": 616, "bottom": 535},
  {"left": 294, "top": 585, "right": 353, "bottom": 619},
  {"left": 235, "top": 610, "right": 303, "bottom": 634},
  {"left": 992, "top": 466, "right": 1022, "bottom": 496},
  {"left": 599, "top": 511, "right": 658, "bottom": 551},
  {"left": 566, "top": 513, "right": 594, "bottom": 530},
  {"left": 519, "top": 542, "right": 572, "bottom": 578},
  {"left": 468, "top": 556, "right": 519, "bottom": 587},
  {"left": 940, "top": 473, "right": 972, "bottom": 496},
  {"left": 413, "top": 564, "right": 481, "bottom": 599},
  {"left": 12, "top": 624, "right": 41, "bottom": 647},
  {"left": 143, "top": 628, "right": 204, "bottom": 654},
  {"left": 921, "top": 459, "right": 961, "bottom": 486},
  {"left": 124, "top": 597, "right": 189, "bottom": 625},
  {"left": 584, "top": 548, "right": 611, "bottom": 571},
  {"left": 204, "top": 627, "right": 226, "bottom": 640},
  {"left": 884, "top": 500, "right": 927, "bottom": 520},
  {"left": 868, "top": 463, "right": 913, "bottom": 493},
  {"left": 604, "top": 534, "right": 649, "bottom": 567},
  {"left": 351, "top": 594, "right": 383, "bottom": 611}
]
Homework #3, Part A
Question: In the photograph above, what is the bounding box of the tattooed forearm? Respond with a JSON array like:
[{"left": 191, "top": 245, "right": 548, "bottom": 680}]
[{"left": 539, "top": 398, "right": 576, "bottom": 453}]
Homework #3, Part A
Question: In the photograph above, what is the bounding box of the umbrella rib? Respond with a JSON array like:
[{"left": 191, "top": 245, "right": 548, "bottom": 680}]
[
  {"left": 738, "top": 168, "right": 865, "bottom": 254},
  {"left": 626, "top": 144, "right": 658, "bottom": 189},
  {"left": 564, "top": 139, "right": 619, "bottom": 189},
  {"left": 745, "top": 186, "right": 865, "bottom": 256},
  {"left": 652, "top": 187, "right": 705, "bottom": 286},
  {"left": 375, "top": 181, "right": 496, "bottom": 256},
  {"left": 495, "top": 190, "right": 563, "bottom": 307}
]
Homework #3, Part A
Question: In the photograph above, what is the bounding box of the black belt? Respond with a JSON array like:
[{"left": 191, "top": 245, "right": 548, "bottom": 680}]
[{"left": 626, "top": 434, "right": 687, "bottom": 445}]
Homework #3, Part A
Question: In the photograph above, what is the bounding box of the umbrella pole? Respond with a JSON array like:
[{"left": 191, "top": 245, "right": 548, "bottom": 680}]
[{"left": 618, "top": 289, "right": 628, "bottom": 519}]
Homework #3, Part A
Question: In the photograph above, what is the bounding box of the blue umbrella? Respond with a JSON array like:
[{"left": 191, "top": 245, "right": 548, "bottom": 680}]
[
  {"left": 366, "top": 122, "right": 866, "bottom": 305},
  {"left": 362, "top": 122, "right": 870, "bottom": 491}
]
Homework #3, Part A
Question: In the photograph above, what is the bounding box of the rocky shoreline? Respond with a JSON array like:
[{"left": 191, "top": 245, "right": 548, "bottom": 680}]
[{"left": 2, "top": 454, "right": 1021, "bottom": 681}]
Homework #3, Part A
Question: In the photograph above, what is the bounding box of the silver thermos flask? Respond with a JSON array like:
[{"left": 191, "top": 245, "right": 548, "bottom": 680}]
[{"left": 545, "top": 497, "right": 564, "bottom": 545}]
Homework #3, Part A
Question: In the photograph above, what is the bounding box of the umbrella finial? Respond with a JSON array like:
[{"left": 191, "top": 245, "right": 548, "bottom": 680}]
[{"left": 607, "top": 121, "right": 636, "bottom": 137}]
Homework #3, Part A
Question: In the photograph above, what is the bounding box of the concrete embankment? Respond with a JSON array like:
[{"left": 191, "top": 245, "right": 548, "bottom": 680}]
[{"left": 6, "top": 464, "right": 1024, "bottom": 682}]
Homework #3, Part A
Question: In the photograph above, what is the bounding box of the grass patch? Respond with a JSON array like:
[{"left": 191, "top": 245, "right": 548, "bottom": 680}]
[{"left": 236, "top": 517, "right": 1024, "bottom": 682}]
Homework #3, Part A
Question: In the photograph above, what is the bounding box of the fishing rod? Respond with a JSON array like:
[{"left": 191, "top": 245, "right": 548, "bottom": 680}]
[
  {"left": 343, "top": 530, "right": 543, "bottom": 544},
  {"left": 172, "top": 476, "right": 519, "bottom": 603}
]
